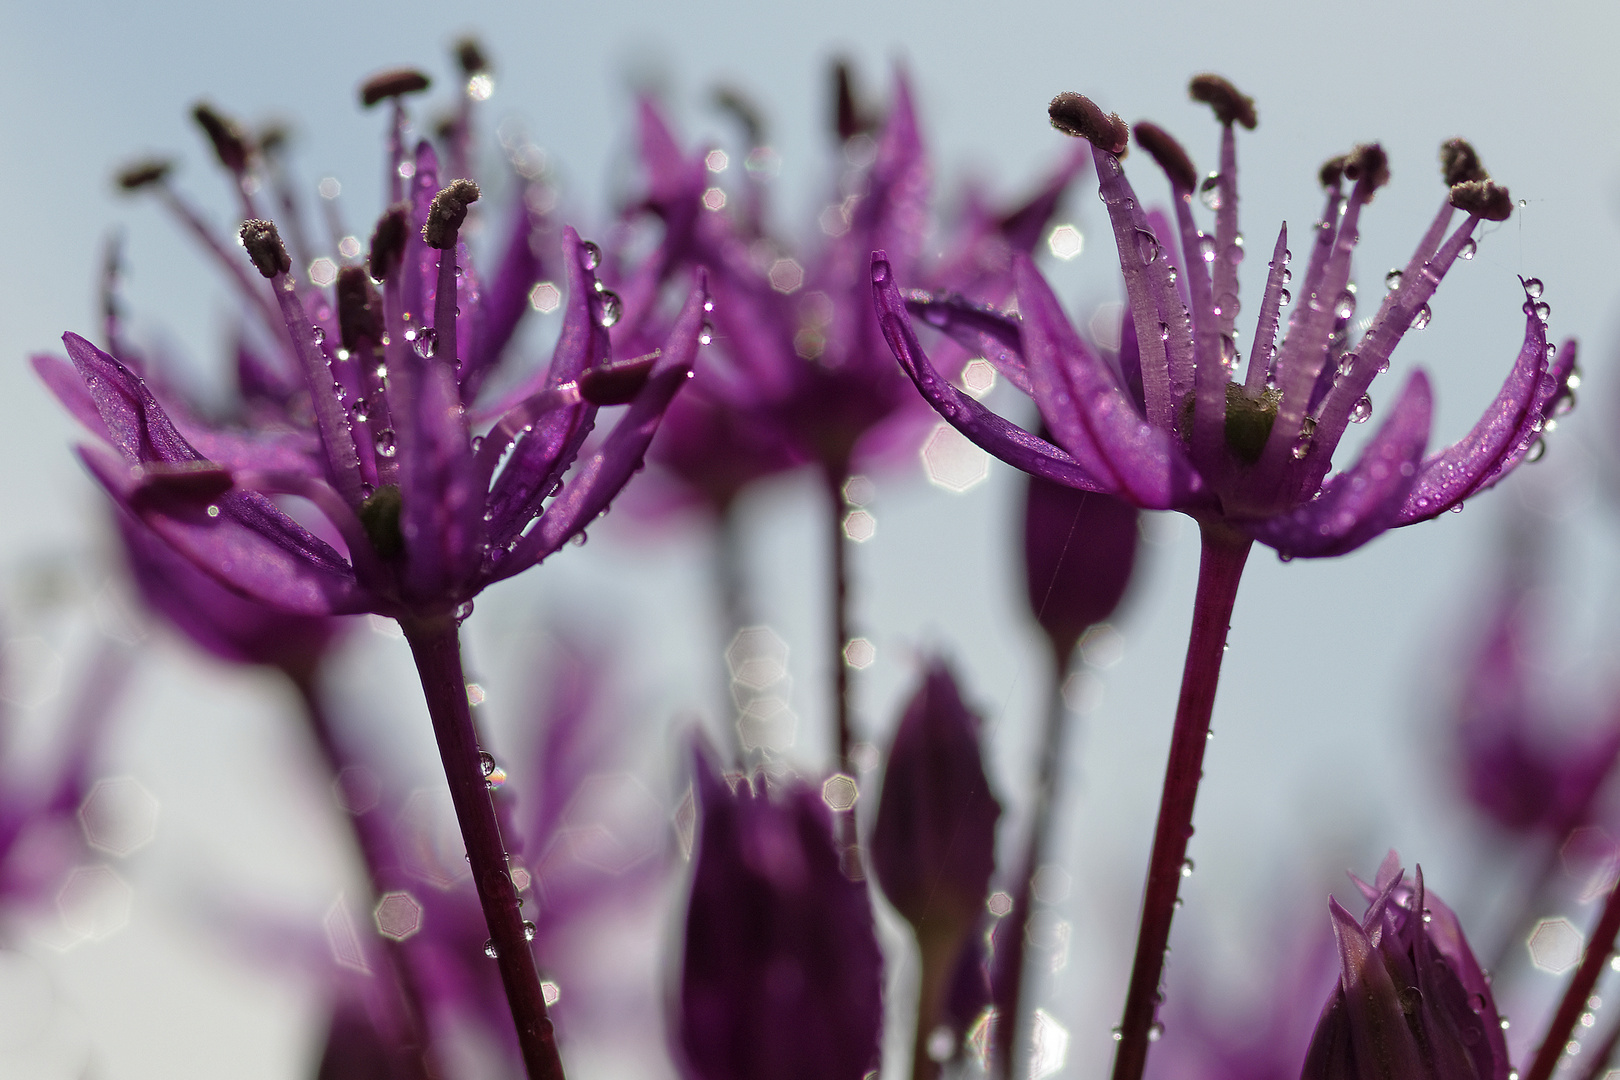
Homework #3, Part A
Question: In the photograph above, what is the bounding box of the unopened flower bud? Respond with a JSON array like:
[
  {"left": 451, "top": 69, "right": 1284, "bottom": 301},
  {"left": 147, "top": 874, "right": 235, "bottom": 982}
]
[{"left": 1023, "top": 477, "right": 1139, "bottom": 660}]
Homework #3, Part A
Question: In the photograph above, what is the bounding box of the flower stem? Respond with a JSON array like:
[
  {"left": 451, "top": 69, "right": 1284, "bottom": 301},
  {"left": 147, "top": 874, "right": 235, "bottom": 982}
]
[
  {"left": 1110, "top": 524, "right": 1251, "bottom": 1080},
  {"left": 401, "top": 617, "right": 564, "bottom": 1080},
  {"left": 996, "top": 656, "right": 1073, "bottom": 1080},
  {"left": 1524, "top": 878, "right": 1620, "bottom": 1080},
  {"left": 823, "top": 466, "right": 853, "bottom": 776},
  {"left": 713, "top": 501, "right": 751, "bottom": 758},
  {"left": 290, "top": 668, "right": 440, "bottom": 1080}
]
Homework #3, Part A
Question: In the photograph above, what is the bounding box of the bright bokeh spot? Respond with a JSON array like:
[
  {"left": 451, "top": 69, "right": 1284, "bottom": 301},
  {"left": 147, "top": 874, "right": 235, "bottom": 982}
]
[
  {"left": 736, "top": 695, "right": 796, "bottom": 753},
  {"left": 324, "top": 896, "right": 370, "bottom": 974},
  {"left": 961, "top": 358, "right": 997, "bottom": 398},
  {"left": 337, "top": 235, "right": 362, "bottom": 259},
  {"left": 821, "top": 774, "right": 859, "bottom": 812},
  {"left": 1089, "top": 301, "right": 1124, "bottom": 352},
  {"left": 1079, "top": 624, "right": 1125, "bottom": 669},
  {"left": 704, "top": 149, "right": 729, "bottom": 172},
  {"left": 78, "top": 777, "right": 160, "bottom": 857},
  {"left": 1028, "top": 1008, "right": 1070, "bottom": 1080},
  {"left": 843, "top": 638, "right": 875, "bottom": 669},
  {"left": 528, "top": 281, "right": 561, "bottom": 313},
  {"left": 55, "top": 865, "right": 132, "bottom": 945},
  {"left": 843, "top": 474, "right": 876, "bottom": 506},
  {"left": 1061, "top": 670, "right": 1103, "bottom": 714},
  {"left": 1047, "top": 223, "right": 1084, "bottom": 261},
  {"left": 726, "top": 626, "right": 789, "bottom": 689},
  {"left": 986, "top": 891, "right": 1013, "bottom": 916},
  {"left": 702, "top": 186, "right": 727, "bottom": 211},
  {"left": 1528, "top": 917, "right": 1584, "bottom": 973},
  {"left": 466, "top": 73, "right": 494, "bottom": 101},
  {"left": 541, "top": 981, "right": 561, "bottom": 1006},
  {"left": 373, "top": 891, "right": 423, "bottom": 941},
  {"left": 768, "top": 258, "right": 804, "bottom": 293},
  {"left": 318, "top": 177, "right": 341, "bottom": 199},
  {"left": 921, "top": 422, "right": 990, "bottom": 492},
  {"left": 842, "top": 509, "right": 876, "bottom": 542}
]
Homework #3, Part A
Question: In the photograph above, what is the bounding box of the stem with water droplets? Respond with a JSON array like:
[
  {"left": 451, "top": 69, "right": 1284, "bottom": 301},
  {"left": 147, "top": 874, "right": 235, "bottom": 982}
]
[
  {"left": 1524, "top": 878, "right": 1620, "bottom": 1080},
  {"left": 1111, "top": 524, "right": 1250, "bottom": 1080},
  {"left": 401, "top": 615, "right": 564, "bottom": 1080}
]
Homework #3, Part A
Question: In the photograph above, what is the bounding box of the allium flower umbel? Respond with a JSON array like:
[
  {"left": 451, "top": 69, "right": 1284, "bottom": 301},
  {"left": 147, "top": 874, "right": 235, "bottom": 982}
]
[
  {"left": 1303, "top": 853, "right": 1510, "bottom": 1080},
  {"left": 875, "top": 76, "right": 1575, "bottom": 558},
  {"left": 43, "top": 129, "right": 707, "bottom": 623}
]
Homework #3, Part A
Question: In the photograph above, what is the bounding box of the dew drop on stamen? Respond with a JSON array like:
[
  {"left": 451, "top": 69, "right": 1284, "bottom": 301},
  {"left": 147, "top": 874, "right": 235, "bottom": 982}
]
[
  {"left": 1334, "top": 290, "right": 1356, "bottom": 320},
  {"left": 1198, "top": 234, "right": 1217, "bottom": 263},
  {"left": 1409, "top": 304, "right": 1432, "bottom": 331},
  {"left": 1350, "top": 395, "right": 1372, "bottom": 424},
  {"left": 1180, "top": 859, "right": 1195, "bottom": 877},
  {"left": 1111, "top": 1027, "right": 1124, "bottom": 1042},
  {"left": 1135, "top": 230, "right": 1160, "bottom": 265},
  {"left": 1337, "top": 352, "right": 1357, "bottom": 378},
  {"left": 484, "top": 940, "right": 499, "bottom": 959},
  {"left": 523, "top": 921, "right": 537, "bottom": 941},
  {"left": 1148, "top": 1023, "right": 1165, "bottom": 1042},
  {"left": 479, "top": 751, "right": 498, "bottom": 777},
  {"left": 1198, "top": 174, "right": 1221, "bottom": 210},
  {"left": 1279, "top": 288, "right": 1291, "bottom": 306},
  {"left": 1385, "top": 269, "right": 1403, "bottom": 291},
  {"left": 581, "top": 240, "right": 602, "bottom": 270},
  {"left": 1459, "top": 238, "right": 1477, "bottom": 261}
]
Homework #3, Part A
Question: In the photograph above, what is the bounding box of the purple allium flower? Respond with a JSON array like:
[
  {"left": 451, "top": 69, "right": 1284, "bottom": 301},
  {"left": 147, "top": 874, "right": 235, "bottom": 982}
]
[
  {"left": 875, "top": 76, "right": 1576, "bottom": 559},
  {"left": 39, "top": 88, "right": 709, "bottom": 624},
  {"left": 678, "top": 742, "right": 883, "bottom": 1080},
  {"left": 1302, "top": 853, "right": 1510, "bottom": 1080},
  {"left": 623, "top": 68, "right": 1085, "bottom": 495},
  {"left": 1452, "top": 528, "right": 1620, "bottom": 837},
  {"left": 870, "top": 660, "right": 1001, "bottom": 1076},
  {"left": 1023, "top": 475, "right": 1140, "bottom": 661}
]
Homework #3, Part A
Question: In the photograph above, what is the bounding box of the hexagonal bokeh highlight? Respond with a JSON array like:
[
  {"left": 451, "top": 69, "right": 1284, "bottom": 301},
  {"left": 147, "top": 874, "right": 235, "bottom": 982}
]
[
  {"left": 726, "top": 626, "right": 789, "bottom": 690},
  {"left": 528, "top": 281, "right": 561, "bottom": 313},
  {"left": 921, "top": 422, "right": 990, "bottom": 493},
  {"left": 1046, "top": 223, "right": 1084, "bottom": 261},
  {"left": 78, "top": 777, "right": 160, "bottom": 857},
  {"left": 768, "top": 258, "right": 804, "bottom": 293},
  {"left": 56, "top": 865, "right": 133, "bottom": 944},
  {"left": 1028, "top": 1008, "right": 1071, "bottom": 1080},
  {"left": 1528, "top": 917, "right": 1584, "bottom": 974},
  {"left": 843, "top": 638, "right": 875, "bottom": 670},
  {"left": 960, "top": 359, "right": 997, "bottom": 398},
  {"left": 374, "top": 891, "right": 424, "bottom": 941},
  {"left": 842, "top": 509, "right": 876, "bottom": 542},
  {"left": 821, "top": 774, "right": 859, "bottom": 812}
]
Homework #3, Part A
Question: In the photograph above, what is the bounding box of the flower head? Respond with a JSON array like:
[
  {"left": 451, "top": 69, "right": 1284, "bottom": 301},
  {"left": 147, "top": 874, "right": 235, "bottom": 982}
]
[
  {"left": 39, "top": 81, "right": 709, "bottom": 621},
  {"left": 1302, "top": 853, "right": 1509, "bottom": 1080},
  {"left": 618, "top": 65, "right": 1085, "bottom": 506},
  {"left": 678, "top": 742, "right": 883, "bottom": 1080},
  {"left": 875, "top": 75, "right": 1576, "bottom": 558}
]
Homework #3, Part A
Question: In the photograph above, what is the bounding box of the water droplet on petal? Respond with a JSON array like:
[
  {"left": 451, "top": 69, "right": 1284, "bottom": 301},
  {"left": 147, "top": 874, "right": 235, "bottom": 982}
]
[
  {"left": 1409, "top": 304, "right": 1431, "bottom": 331},
  {"left": 1450, "top": 502, "right": 1464, "bottom": 514},
  {"left": 1135, "top": 229, "right": 1160, "bottom": 265},
  {"left": 1459, "top": 238, "right": 1477, "bottom": 261},
  {"left": 522, "top": 921, "right": 537, "bottom": 941},
  {"left": 1524, "top": 278, "right": 1544, "bottom": 299},
  {"left": 479, "top": 751, "right": 497, "bottom": 777},
  {"left": 1111, "top": 1027, "right": 1124, "bottom": 1042},
  {"left": 1526, "top": 438, "right": 1547, "bottom": 463},
  {"left": 1148, "top": 1022, "right": 1165, "bottom": 1042},
  {"left": 414, "top": 327, "right": 439, "bottom": 359},
  {"left": 1180, "top": 859, "right": 1195, "bottom": 877},
  {"left": 1159, "top": 323, "right": 1170, "bottom": 342},
  {"left": 1350, "top": 395, "right": 1373, "bottom": 424},
  {"left": 1334, "top": 290, "right": 1356, "bottom": 320},
  {"left": 1198, "top": 234, "right": 1217, "bottom": 263},
  {"left": 1534, "top": 301, "right": 1551, "bottom": 323},
  {"left": 698, "top": 321, "right": 714, "bottom": 345},
  {"left": 1279, "top": 288, "right": 1291, "bottom": 306},
  {"left": 581, "top": 241, "right": 602, "bottom": 270},
  {"left": 484, "top": 939, "right": 499, "bottom": 958},
  {"left": 595, "top": 290, "right": 623, "bottom": 328},
  {"left": 1198, "top": 174, "right": 1222, "bottom": 210},
  {"left": 375, "top": 429, "right": 397, "bottom": 457},
  {"left": 1385, "top": 269, "right": 1403, "bottom": 290},
  {"left": 311, "top": 325, "right": 326, "bottom": 346},
  {"left": 455, "top": 600, "right": 474, "bottom": 619}
]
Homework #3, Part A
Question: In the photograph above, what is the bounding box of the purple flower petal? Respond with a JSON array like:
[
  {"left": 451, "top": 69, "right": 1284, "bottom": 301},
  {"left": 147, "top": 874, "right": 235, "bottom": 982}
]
[
  {"left": 1013, "top": 255, "right": 1202, "bottom": 509},
  {"left": 1245, "top": 371, "right": 1431, "bottom": 558},
  {"left": 904, "top": 294, "right": 1032, "bottom": 395},
  {"left": 80, "top": 446, "right": 361, "bottom": 616},
  {"left": 462, "top": 190, "right": 549, "bottom": 401},
  {"left": 872, "top": 254, "right": 1117, "bottom": 494},
  {"left": 1393, "top": 314, "right": 1561, "bottom": 524},
  {"left": 398, "top": 356, "right": 484, "bottom": 604},
  {"left": 497, "top": 278, "right": 709, "bottom": 577}
]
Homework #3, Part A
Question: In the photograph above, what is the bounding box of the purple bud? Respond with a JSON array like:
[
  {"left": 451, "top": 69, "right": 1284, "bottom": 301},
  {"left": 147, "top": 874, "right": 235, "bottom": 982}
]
[
  {"left": 679, "top": 743, "right": 883, "bottom": 1080},
  {"left": 1302, "top": 856, "right": 1510, "bottom": 1080},
  {"left": 1023, "top": 475, "right": 1140, "bottom": 660},
  {"left": 871, "top": 661, "right": 1001, "bottom": 937}
]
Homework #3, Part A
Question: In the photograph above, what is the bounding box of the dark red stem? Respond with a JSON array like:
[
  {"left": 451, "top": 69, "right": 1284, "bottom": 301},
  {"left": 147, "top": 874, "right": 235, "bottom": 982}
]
[
  {"left": 1110, "top": 524, "right": 1251, "bottom": 1080},
  {"left": 1525, "top": 879, "right": 1620, "bottom": 1080},
  {"left": 401, "top": 617, "right": 564, "bottom": 1080}
]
